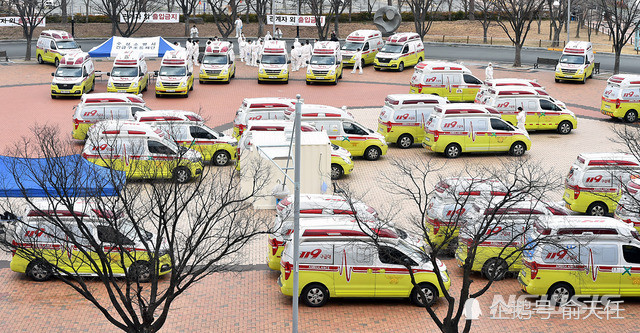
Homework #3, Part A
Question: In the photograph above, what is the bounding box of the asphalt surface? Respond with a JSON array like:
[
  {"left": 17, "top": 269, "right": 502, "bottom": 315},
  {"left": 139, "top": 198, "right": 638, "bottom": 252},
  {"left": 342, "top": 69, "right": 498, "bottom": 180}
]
[{"left": 2, "top": 37, "right": 640, "bottom": 73}]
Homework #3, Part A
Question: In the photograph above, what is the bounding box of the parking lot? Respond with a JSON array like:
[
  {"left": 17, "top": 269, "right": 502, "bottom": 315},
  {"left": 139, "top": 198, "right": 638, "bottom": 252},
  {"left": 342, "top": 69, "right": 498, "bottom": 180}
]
[{"left": 0, "top": 58, "right": 638, "bottom": 331}]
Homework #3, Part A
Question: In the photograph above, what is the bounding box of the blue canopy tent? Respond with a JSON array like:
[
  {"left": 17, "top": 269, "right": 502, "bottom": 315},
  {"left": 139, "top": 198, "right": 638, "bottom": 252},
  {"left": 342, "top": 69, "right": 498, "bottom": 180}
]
[
  {"left": 0, "top": 155, "right": 125, "bottom": 198},
  {"left": 89, "top": 36, "right": 179, "bottom": 58}
]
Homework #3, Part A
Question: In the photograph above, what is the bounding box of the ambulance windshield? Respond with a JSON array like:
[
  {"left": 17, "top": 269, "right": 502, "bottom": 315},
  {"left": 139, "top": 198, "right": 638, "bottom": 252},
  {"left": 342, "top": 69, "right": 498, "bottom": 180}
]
[
  {"left": 159, "top": 66, "right": 187, "bottom": 76},
  {"left": 310, "top": 55, "right": 335, "bottom": 65},
  {"left": 559, "top": 54, "right": 585, "bottom": 65},
  {"left": 111, "top": 66, "right": 138, "bottom": 77},
  {"left": 56, "top": 40, "right": 79, "bottom": 49},
  {"left": 55, "top": 66, "right": 82, "bottom": 77},
  {"left": 261, "top": 54, "right": 286, "bottom": 64},
  {"left": 203, "top": 54, "right": 228, "bottom": 65},
  {"left": 381, "top": 44, "right": 403, "bottom": 53},
  {"left": 342, "top": 42, "right": 363, "bottom": 51}
]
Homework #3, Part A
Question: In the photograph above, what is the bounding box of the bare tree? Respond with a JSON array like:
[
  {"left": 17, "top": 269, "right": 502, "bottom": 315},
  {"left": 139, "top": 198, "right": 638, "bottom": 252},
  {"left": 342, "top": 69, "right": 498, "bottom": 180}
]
[
  {"left": 547, "top": 0, "right": 567, "bottom": 47},
  {"left": 599, "top": 0, "right": 640, "bottom": 74},
  {"left": 307, "top": 0, "right": 351, "bottom": 40},
  {"left": 612, "top": 125, "right": 640, "bottom": 230},
  {"left": 94, "top": 0, "right": 159, "bottom": 37},
  {"left": 407, "top": 0, "right": 442, "bottom": 39},
  {"left": 10, "top": 0, "right": 60, "bottom": 60},
  {"left": 175, "top": 0, "right": 200, "bottom": 36},
  {"left": 493, "top": 0, "right": 544, "bottom": 66},
  {"left": 337, "top": 157, "right": 560, "bottom": 333},
  {"left": 247, "top": 0, "right": 268, "bottom": 37},
  {"left": 475, "top": 0, "right": 495, "bottom": 43},
  {"left": 207, "top": 0, "right": 240, "bottom": 38},
  {"left": 0, "top": 125, "right": 272, "bottom": 333}
]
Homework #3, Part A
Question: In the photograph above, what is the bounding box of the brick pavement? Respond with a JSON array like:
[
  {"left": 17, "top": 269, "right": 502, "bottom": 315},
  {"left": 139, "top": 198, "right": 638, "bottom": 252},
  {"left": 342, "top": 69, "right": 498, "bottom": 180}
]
[{"left": 0, "top": 56, "right": 637, "bottom": 332}]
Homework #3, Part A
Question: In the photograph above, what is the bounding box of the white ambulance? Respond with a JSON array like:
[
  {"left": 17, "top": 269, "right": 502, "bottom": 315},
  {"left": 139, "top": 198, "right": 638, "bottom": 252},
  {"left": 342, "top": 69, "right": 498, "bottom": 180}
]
[
  {"left": 285, "top": 104, "right": 388, "bottom": 160},
  {"left": 306, "top": 41, "right": 343, "bottom": 85},
  {"left": 478, "top": 86, "right": 577, "bottom": 134},
  {"left": 615, "top": 178, "right": 640, "bottom": 231},
  {"left": 50, "top": 52, "right": 95, "bottom": 99},
  {"left": 563, "top": 153, "right": 640, "bottom": 216},
  {"left": 409, "top": 61, "right": 483, "bottom": 102},
  {"left": 36, "top": 30, "right": 81, "bottom": 67},
  {"left": 107, "top": 51, "right": 150, "bottom": 95},
  {"left": 232, "top": 97, "right": 297, "bottom": 139},
  {"left": 377, "top": 94, "right": 449, "bottom": 148},
  {"left": 600, "top": 74, "right": 640, "bottom": 123},
  {"left": 475, "top": 78, "right": 544, "bottom": 104},
  {"left": 72, "top": 93, "right": 149, "bottom": 140},
  {"left": 155, "top": 48, "right": 194, "bottom": 97},
  {"left": 135, "top": 110, "right": 237, "bottom": 166},
  {"left": 258, "top": 40, "right": 290, "bottom": 83},
  {"left": 278, "top": 225, "right": 450, "bottom": 307},
  {"left": 341, "top": 30, "right": 384, "bottom": 67},
  {"left": 199, "top": 41, "right": 236, "bottom": 83},
  {"left": 374, "top": 32, "right": 424, "bottom": 72},
  {"left": 555, "top": 41, "right": 595, "bottom": 83}
]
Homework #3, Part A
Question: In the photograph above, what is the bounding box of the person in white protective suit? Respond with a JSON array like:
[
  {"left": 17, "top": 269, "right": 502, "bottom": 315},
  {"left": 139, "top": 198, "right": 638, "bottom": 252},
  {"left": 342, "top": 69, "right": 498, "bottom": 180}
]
[
  {"left": 485, "top": 62, "right": 494, "bottom": 80},
  {"left": 351, "top": 48, "right": 363, "bottom": 74},
  {"left": 264, "top": 31, "right": 272, "bottom": 41},
  {"left": 290, "top": 45, "right": 300, "bottom": 72},
  {"left": 193, "top": 40, "right": 200, "bottom": 65},
  {"left": 251, "top": 40, "right": 261, "bottom": 67},
  {"left": 185, "top": 39, "right": 193, "bottom": 57},
  {"left": 293, "top": 38, "right": 301, "bottom": 49},
  {"left": 517, "top": 107, "right": 528, "bottom": 134},
  {"left": 235, "top": 18, "right": 243, "bottom": 38},
  {"left": 238, "top": 35, "right": 246, "bottom": 62},
  {"left": 245, "top": 39, "right": 253, "bottom": 65},
  {"left": 301, "top": 41, "right": 311, "bottom": 68}
]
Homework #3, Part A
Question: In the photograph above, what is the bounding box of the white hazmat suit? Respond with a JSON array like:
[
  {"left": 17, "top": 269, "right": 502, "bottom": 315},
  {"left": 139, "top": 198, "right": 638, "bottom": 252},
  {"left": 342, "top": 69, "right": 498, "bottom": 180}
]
[{"left": 351, "top": 49, "right": 363, "bottom": 74}]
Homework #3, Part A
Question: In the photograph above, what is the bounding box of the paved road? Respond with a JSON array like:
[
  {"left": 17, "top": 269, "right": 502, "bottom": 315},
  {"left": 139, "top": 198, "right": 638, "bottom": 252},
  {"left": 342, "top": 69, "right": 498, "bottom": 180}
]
[{"left": 3, "top": 37, "right": 640, "bottom": 73}]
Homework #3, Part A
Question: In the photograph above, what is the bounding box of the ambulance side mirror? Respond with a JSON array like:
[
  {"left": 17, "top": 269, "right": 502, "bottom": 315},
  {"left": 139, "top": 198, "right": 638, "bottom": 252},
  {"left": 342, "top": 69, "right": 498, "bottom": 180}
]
[
  {"left": 256, "top": 60, "right": 260, "bottom": 63},
  {"left": 288, "top": 60, "right": 291, "bottom": 64},
  {"left": 188, "top": 72, "right": 192, "bottom": 76},
  {"left": 106, "top": 72, "right": 111, "bottom": 77},
  {"left": 139, "top": 72, "right": 144, "bottom": 77},
  {"left": 305, "top": 60, "right": 309, "bottom": 64},
  {"left": 154, "top": 70, "right": 159, "bottom": 77},
  {"left": 51, "top": 72, "right": 54, "bottom": 77}
]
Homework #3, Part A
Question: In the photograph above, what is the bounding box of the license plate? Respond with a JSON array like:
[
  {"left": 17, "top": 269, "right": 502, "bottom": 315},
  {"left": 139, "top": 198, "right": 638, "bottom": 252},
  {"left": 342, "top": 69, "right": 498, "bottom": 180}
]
[
  {"left": 60, "top": 90, "right": 70, "bottom": 93},
  {"left": 167, "top": 90, "right": 175, "bottom": 92},
  {"left": 269, "top": 76, "right": 277, "bottom": 79},
  {"left": 424, "top": 137, "right": 430, "bottom": 142}
]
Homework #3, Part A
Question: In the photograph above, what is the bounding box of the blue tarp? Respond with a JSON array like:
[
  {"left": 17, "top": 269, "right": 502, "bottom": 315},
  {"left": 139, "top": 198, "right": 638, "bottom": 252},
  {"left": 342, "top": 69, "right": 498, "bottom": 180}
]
[
  {"left": 0, "top": 155, "right": 125, "bottom": 198},
  {"left": 88, "top": 36, "right": 179, "bottom": 58}
]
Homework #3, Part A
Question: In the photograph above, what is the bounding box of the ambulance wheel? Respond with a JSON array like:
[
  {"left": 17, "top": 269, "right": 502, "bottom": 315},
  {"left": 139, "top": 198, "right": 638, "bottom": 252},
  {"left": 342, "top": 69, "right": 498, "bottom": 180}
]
[
  {"left": 444, "top": 143, "right": 461, "bottom": 158},
  {"left": 482, "top": 258, "right": 508, "bottom": 281},
  {"left": 189, "top": 83, "right": 194, "bottom": 90},
  {"left": 624, "top": 110, "right": 638, "bottom": 123},
  {"left": 411, "top": 283, "right": 438, "bottom": 307},
  {"left": 581, "top": 76, "right": 586, "bottom": 84},
  {"left": 128, "top": 261, "right": 152, "bottom": 282},
  {"left": 54, "top": 58, "right": 60, "bottom": 67},
  {"left": 374, "top": 67, "right": 380, "bottom": 71},
  {"left": 509, "top": 142, "right": 526, "bottom": 157},
  {"left": 51, "top": 94, "right": 56, "bottom": 99},
  {"left": 173, "top": 167, "right": 191, "bottom": 184},
  {"left": 156, "top": 93, "right": 161, "bottom": 98},
  {"left": 361, "top": 59, "right": 365, "bottom": 68},
  {"left": 142, "top": 83, "right": 147, "bottom": 92},
  {"left": 183, "top": 90, "right": 189, "bottom": 98},
  {"left": 212, "top": 151, "right": 231, "bottom": 166},
  {"left": 26, "top": 260, "right": 53, "bottom": 282},
  {"left": 364, "top": 146, "right": 382, "bottom": 161},
  {"left": 397, "top": 134, "right": 414, "bottom": 149},
  {"left": 231, "top": 71, "right": 235, "bottom": 78},
  {"left": 257, "top": 79, "right": 262, "bottom": 84},
  {"left": 548, "top": 282, "right": 574, "bottom": 305},
  {"left": 37, "top": 54, "right": 43, "bottom": 64},
  {"left": 338, "top": 72, "right": 342, "bottom": 79},
  {"left": 332, "top": 78, "right": 338, "bottom": 85},
  {"left": 555, "top": 78, "right": 560, "bottom": 83},
  {"left": 418, "top": 57, "right": 423, "bottom": 63},
  {"left": 587, "top": 202, "right": 608, "bottom": 216},
  {"left": 301, "top": 283, "right": 329, "bottom": 307},
  {"left": 331, "top": 163, "right": 344, "bottom": 180},
  {"left": 199, "top": 80, "right": 204, "bottom": 84},
  {"left": 225, "top": 79, "right": 230, "bottom": 84},
  {"left": 91, "top": 79, "right": 95, "bottom": 92},
  {"left": 557, "top": 121, "right": 573, "bottom": 134},
  {"left": 306, "top": 80, "right": 311, "bottom": 85},
  {"left": 398, "top": 62, "right": 405, "bottom": 72}
]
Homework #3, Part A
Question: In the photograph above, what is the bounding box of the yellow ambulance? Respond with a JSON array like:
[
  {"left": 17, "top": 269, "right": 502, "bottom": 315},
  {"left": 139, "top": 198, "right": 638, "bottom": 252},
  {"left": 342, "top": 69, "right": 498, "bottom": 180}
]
[
  {"left": 258, "top": 40, "right": 290, "bottom": 83},
  {"left": 555, "top": 41, "right": 595, "bottom": 83},
  {"left": 374, "top": 32, "right": 424, "bottom": 72},
  {"left": 409, "top": 61, "right": 483, "bottom": 101},
  {"left": 107, "top": 51, "right": 150, "bottom": 95},
  {"left": 306, "top": 41, "right": 343, "bottom": 85},
  {"left": 278, "top": 224, "right": 449, "bottom": 307},
  {"left": 233, "top": 97, "right": 296, "bottom": 139},
  {"left": 82, "top": 121, "right": 203, "bottom": 183},
  {"left": 601, "top": 74, "right": 640, "bottom": 123},
  {"left": 377, "top": 94, "right": 448, "bottom": 148},
  {"left": 341, "top": 30, "right": 384, "bottom": 67},
  {"left": 563, "top": 153, "right": 640, "bottom": 215},
  {"left": 422, "top": 104, "right": 531, "bottom": 158},
  {"left": 50, "top": 52, "right": 95, "bottom": 99},
  {"left": 155, "top": 48, "right": 194, "bottom": 97},
  {"left": 614, "top": 178, "right": 640, "bottom": 232},
  {"left": 519, "top": 216, "right": 640, "bottom": 304},
  {"left": 71, "top": 93, "right": 149, "bottom": 140},
  {"left": 36, "top": 30, "right": 82, "bottom": 67},
  {"left": 199, "top": 41, "right": 236, "bottom": 83}
]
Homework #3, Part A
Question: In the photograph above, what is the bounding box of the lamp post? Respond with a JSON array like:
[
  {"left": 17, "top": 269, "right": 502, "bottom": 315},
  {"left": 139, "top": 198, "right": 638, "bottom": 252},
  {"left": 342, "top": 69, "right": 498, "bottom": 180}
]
[
  {"left": 553, "top": 0, "right": 570, "bottom": 43},
  {"left": 297, "top": 0, "right": 301, "bottom": 38}
]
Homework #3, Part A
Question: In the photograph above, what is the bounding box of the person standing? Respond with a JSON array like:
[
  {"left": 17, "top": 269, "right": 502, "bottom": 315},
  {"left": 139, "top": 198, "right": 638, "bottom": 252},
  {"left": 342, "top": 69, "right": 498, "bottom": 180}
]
[
  {"left": 351, "top": 48, "right": 363, "bottom": 74},
  {"left": 190, "top": 25, "right": 199, "bottom": 39},
  {"left": 293, "top": 38, "right": 301, "bottom": 49},
  {"left": 290, "top": 45, "right": 300, "bottom": 72},
  {"left": 238, "top": 34, "right": 246, "bottom": 62},
  {"left": 302, "top": 40, "right": 311, "bottom": 67},
  {"left": 251, "top": 40, "right": 261, "bottom": 67},
  {"left": 193, "top": 40, "right": 200, "bottom": 65},
  {"left": 485, "top": 62, "right": 494, "bottom": 80},
  {"left": 264, "top": 31, "right": 272, "bottom": 41},
  {"left": 235, "top": 17, "right": 243, "bottom": 38},
  {"left": 275, "top": 27, "right": 283, "bottom": 39},
  {"left": 330, "top": 31, "right": 338, "bottom": 42},
  {"left": 517, "top": 106, "right": 528, "bottom": 134}
]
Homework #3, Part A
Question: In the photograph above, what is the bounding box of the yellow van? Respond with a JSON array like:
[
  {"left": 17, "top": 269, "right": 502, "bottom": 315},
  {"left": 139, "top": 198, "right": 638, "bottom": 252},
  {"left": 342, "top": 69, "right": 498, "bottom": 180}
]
[
  {"left": 455, "top": 199, "right": 570, "bottom": 280},
  {"left": 377, "top": 94, "right": 448, "bottom": 148},
  {"left": 199, "top": 41, "right": 236, "bottom": 83},
  {"left": 519, "top": 216, "right": 640, "bottom": 303},
  {"left": 614, "top": 178, "right": 640, "bottom": 232},
  {"left": 36, "top": 30, "right": 81, "bottom": 67},
  {"left": 50, "top": 52, "right": 95, "bottom": 99},
  {"left": 563, "top": 153, "right": 640, "bottom": 215},
  {"left": 422, "top": 104, "right": 532, "bottom": 158},
  {"left": 409, "top": 61, "right": 483, "bottom": 102},
  {"left": 9, "top": 200, "right": 172, "bottom": 281},
  {"left": 555, "top": 41, "right": 595, "bottom": 83},
  {"left": 82, "top": 121, "right": 203, "bottom": 183},
  {"left": 279, "top": 228, "right": 449, "bottom": 307},
  {"left": 374, "top": 32, "right": 424, "bottom": 72},
  {"left": 601, "top": 74, "right": 640, "bottom": 123},
  {"left": 341, "top": 30, "right": 384, "bottom": 67},
  {"left": 155, "top": 48, "right": 194, "bottom": 97}
]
